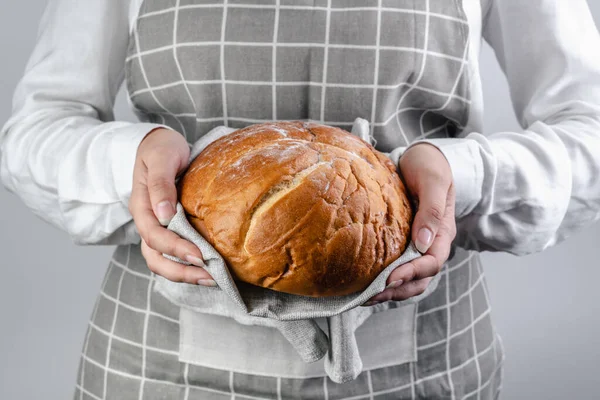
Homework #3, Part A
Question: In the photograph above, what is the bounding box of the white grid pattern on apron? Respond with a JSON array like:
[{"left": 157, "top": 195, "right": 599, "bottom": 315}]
[
  {"left": 124, "top": 0, "right": 471, "bottom": 150},
  {"left": 73, "top": 0, "right": 504, "bottom": 398},
  {"left": 74, "top": 245, "right": 504, "bottom": 399}
]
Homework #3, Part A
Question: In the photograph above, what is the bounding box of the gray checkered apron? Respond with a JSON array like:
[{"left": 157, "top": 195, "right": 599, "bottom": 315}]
[{"left": 73, "top": 1, "right": 505, "bottom": 399}]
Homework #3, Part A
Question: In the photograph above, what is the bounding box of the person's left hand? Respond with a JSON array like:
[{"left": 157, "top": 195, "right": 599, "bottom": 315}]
[{"left": 363, "top": 143, "right": 457, "bottom": 306}]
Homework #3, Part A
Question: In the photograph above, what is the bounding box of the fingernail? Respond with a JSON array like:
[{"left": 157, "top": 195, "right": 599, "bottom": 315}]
[
  {"left": 156, "top": 201, "right": 175, "bottom": 226},
  {"left": 386, "top": 279, "right": 404, "bottom": 290},
  {"left": 416, "top": 228, "right": 433, "bottom": 253},
  {"left": 361, "top": 300, "right": 380, "bottom": 307},
  {"left": 197, "top": 279, "right": 217, "bottom": 287},
  {"left": 185, "top": 254, "right": 206, "bottom": 267}
]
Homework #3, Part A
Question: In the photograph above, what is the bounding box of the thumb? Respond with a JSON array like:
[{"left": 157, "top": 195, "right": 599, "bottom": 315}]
[
  {"left": 411, "top": 180, "right": 450, "bottom": 254},
  {"left": 146, "top": 151, "right": 188, "bottom": 226}
]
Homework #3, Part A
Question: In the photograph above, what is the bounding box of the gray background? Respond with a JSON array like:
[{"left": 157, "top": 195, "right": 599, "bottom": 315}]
[{"left": 1, "top": 1, "right": 599, "bottom": 399}]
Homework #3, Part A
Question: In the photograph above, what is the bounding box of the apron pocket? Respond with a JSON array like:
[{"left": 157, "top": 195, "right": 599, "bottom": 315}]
[{"left": 178, "top": 303, "right": 417, "bottom": 379}]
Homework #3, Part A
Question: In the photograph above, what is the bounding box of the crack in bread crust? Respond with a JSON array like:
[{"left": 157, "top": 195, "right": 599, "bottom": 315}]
[
  {"left": 264, "top": 246, "right": 295, "bottom": 289},
  {"left": 243, "top": 161, "right": 332, "bottom": 254}
]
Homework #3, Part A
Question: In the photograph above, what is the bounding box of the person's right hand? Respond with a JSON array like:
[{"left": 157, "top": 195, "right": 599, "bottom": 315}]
[{"left": 128, "top": 128, "right": 216, "bottom": 287}]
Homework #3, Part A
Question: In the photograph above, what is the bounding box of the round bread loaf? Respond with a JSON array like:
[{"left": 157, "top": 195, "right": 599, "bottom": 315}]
[{"left": 178, "top": 121, "right": 413, "bottom": 297}]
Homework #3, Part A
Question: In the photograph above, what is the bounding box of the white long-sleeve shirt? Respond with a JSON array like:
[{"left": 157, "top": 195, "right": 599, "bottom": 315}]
[{"left": 1, "top": 0, "right": 600, "bottom": 255}]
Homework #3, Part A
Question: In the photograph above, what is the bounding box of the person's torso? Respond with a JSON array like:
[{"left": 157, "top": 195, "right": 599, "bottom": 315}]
[
  {"left": 119, "top": 0, "right": 492, "bottom": 381},
  {"left": 125, "top": 0, "right": 482, "bottom": 150}
]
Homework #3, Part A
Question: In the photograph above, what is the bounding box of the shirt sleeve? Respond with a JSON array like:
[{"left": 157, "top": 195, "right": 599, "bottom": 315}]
[
  {"left": 406, "top": 0, "right": 600, "bottom": 255},
  {"left": 0, "top": 0, "right": 168, "bottom": 245}
]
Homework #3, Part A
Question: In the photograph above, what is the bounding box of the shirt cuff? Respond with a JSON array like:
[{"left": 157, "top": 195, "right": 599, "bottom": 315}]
[
  {"left": 405, "top": 138, "right": 485, "bottom": 219},
  {"left": 111, "top": 123, "right": 171, "bottom": 207},
  {"left": 386, "top": 146, "right": 408, "bottom": 168}
]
